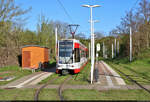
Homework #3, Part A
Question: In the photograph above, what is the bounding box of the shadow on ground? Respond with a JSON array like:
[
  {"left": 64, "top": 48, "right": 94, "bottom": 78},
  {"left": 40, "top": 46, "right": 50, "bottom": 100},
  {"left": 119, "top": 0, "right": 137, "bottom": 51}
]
[{"left": 41, "top": 62, "right": 56, "bottom": 73}]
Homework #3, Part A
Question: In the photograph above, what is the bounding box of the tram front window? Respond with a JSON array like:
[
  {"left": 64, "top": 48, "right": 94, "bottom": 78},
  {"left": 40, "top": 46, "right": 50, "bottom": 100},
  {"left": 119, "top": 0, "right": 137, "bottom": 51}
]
[{"left": 59, "top": 41, "right": 73, "bottom": 64}]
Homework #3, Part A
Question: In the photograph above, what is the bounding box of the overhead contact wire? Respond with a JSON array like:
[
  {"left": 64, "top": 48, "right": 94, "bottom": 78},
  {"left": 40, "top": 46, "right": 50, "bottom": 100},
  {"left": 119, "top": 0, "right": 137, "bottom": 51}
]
[{"left": 56, "top": 0, "right": 74, "bottom": 23}]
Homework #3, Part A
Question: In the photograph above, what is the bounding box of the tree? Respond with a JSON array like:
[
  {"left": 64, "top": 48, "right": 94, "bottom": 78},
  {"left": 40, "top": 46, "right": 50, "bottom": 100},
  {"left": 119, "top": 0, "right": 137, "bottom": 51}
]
[
  {"left": 95, "top": 31, "right": 104, "bottom": 39},
  {"left": 108, "top": 0, "right": 150, "bottom": 59},
  {"left": 0, "top": 0, "right": 31, "bottom": 67},
  {"left": 53, "top": 21, "right": 69, "bottom": 39},
  {"left": 75, "top": 32, "right": 86, "bottom": 40}
]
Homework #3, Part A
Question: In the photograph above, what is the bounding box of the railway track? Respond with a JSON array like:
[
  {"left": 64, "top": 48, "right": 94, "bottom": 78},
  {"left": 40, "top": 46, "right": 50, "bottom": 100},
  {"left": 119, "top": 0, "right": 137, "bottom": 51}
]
[
  {"left": 108, "top": 62, "right": 150, "bottom": 94},
  {"left": 34, "top": 75, "right": 73, "bottom": 101},
  {"left": 34, "top": 61, "right": 87, "bottom": 101},
  {"left": 34, "top": 76, "right": 60, "bottom": 101},
  {"left": 58, "top": 75, "right": 72, "bottom": 101}
]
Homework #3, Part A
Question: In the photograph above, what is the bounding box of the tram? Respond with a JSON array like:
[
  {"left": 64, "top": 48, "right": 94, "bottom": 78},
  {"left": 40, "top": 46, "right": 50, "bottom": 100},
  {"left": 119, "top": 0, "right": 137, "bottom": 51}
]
[{"left": 56, "top": 39, "right": 88, "bottom": 75}]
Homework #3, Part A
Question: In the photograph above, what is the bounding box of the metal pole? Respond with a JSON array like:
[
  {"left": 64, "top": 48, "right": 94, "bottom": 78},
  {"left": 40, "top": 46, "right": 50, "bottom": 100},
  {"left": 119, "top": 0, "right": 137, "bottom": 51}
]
[
  {"left": 90, "top": 7, "right": 94, "bottom": 84},
  {"left": 55, "top": 28, "right": 58, "bottom": 53},
  {"left": 82, "top": 4, "right": 100, "bottom": 84},
  {"left": 55, "top": 27, "right": 58, "bottom": 62},
  {"left": 130, "top": 27, "right": 132, "bottom": 62},
  {"left": 117, "top": 41, "right": 119, "bottom": 55},
  {"left": 92, "top": 21, "right": 94, "bottom": 63},
  {"left": 103, "top": 42, "right": 105, "bottom": 58},
  {"left": 114, "top": 38, "right": 116, "bottom": 57},
  {"left": 92, "top": 19, "right": 96, "bottom": 85},
  {"left": 112, "top": 43, "right": 114, "bottom": 59},
  {"left": 89, "top": 43, "right": 90, "bottom": 59}
]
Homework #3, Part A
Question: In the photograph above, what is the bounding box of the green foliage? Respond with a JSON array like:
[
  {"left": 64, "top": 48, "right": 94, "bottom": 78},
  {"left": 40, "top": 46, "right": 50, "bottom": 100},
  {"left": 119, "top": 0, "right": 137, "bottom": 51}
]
[
  {"left": 108, "top": 0, "right": 150, "bottom": 59},
  {"left": 0, "top": 0, "right": 31, "bottom": 67},
  {"left": 21, "top": 30, "right": 38, "bottom": 45},
  {"left": 0, "top": 0, "right": 71, "bottom": 67}
]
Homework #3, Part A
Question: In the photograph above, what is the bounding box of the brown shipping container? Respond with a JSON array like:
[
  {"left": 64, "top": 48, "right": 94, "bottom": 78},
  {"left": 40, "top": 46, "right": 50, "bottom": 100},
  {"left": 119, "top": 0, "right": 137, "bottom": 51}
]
[{"left": 22, "top": 45, "right": 49, "bottom": 69}]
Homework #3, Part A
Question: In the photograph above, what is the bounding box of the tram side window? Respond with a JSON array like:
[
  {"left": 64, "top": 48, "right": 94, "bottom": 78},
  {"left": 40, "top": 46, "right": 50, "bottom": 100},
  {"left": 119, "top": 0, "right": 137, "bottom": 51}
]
[{"left": 75, "top": 48, "right": 80, "bottom": 62}]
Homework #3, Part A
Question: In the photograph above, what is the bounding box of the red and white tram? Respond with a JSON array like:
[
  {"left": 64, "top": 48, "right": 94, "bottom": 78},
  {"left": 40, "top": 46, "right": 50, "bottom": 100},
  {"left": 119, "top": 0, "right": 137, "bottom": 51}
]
[{"left": 56, "top": 39, "right": 88, "bottom": 75}]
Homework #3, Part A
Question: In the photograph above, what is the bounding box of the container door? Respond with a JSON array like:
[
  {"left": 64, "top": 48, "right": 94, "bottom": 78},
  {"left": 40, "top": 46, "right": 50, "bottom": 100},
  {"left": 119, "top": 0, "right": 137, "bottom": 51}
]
[
  {"left": 44, "top": 49, "right": 49, "bottom": 61},
  {"left": 22, "top": 51, "right": 31, "bottom": 67}
]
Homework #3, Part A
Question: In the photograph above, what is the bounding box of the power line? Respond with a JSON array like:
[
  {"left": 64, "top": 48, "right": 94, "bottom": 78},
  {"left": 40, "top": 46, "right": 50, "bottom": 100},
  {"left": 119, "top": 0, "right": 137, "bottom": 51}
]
[{"left": 56, "top": 0, "right": 74, "bottom": 23}]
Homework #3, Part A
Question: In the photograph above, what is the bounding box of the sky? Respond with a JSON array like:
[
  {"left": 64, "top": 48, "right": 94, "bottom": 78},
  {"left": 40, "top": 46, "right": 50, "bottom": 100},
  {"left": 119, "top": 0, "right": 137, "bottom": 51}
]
[{"left": 15, "top": 0, "right": 140, "bottom": 38}]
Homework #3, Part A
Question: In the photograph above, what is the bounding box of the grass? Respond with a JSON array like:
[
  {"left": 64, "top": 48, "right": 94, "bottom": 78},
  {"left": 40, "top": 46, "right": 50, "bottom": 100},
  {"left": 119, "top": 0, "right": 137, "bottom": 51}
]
[
  {"left": 0, "top": 89, "right": 36, "bottom": 100},
  {"left": 39, "top": 61, "right": 91, "bottom": 85},
  {"left": 104, "top": 48, "right": 150, "bottom": 85},
  {"left": 67, "top": 62, "right": 91, "bottom": 85},
  {"left": 0, "top": 66, "right": 32, "bottom": 85},
  {"left": 0, "top": 59, "right": 56, "bottom": 86},
  {"left": 38, "top": 73, "right": 70, "bottom": 84},
  {"left": 63, "top": 89, "right": 150, "bottom": 100},
  {"left": 38, "top": 89, "right": 59, "bottom": 100},
  {"left": 38, "top": 73, "right": 59, "bottom": 84},
  {"left": 0, "top": 89, "right": 58, "bottom": 100},
  {"left": 106, "top": 58, "right": 150, "bottom": 85},
  {"left": 1, "top": 88, "right": 150, "bottom": 100}
]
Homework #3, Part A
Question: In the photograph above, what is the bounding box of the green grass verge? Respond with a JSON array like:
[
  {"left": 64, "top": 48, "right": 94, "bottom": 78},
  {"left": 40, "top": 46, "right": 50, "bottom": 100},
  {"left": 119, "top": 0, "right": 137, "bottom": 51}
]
[
  {"left": 105, "top": 57, "right": 150, "bottom": 85},
  {"left": 67, "top": 62, "right": 91, "bottom": 85},
  {"left": 63, "top": 89, "right": 150, "bottom": 100},
  {"left": 38, "top": 73, "right": 70, "bottom": 84},
  {"left": 0, "top": 89, "right": 58, "bottom": 100},
  {"left": 1, "top": 88, "right": 149, "bottom": 100},
  {"left": 39, "top": 61, "right": 91, "bottom": 85},
  {"left": 0, "top": 66, "right": 32, "bottom": 85},
  {"left": 103, "top": 49, "right": 150, "bottom": 85},
  {"left": 0, "top": 89, "right": 36, "bottom": 100},
  {"left": 38, "top": 73, "right": 59, "bottom": 84}
]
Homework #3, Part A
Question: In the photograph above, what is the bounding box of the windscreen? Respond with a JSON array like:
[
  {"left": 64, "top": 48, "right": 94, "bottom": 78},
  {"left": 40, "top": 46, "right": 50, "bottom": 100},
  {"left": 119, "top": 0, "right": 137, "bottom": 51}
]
[{"left": 59, "top": 40, "right": 73, "bottom": 64}]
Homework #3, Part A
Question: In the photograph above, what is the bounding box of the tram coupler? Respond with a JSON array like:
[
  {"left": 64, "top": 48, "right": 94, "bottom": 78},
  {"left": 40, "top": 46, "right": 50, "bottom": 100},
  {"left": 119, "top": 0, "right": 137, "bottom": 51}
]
[{"left": 61, "top": 70, "right": 69, "bottom": 75}]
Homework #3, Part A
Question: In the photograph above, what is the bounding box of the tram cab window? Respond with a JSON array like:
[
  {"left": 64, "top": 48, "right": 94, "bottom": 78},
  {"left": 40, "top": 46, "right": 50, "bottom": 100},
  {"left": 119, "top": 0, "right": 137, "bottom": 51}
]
[
  {"left": 75, "top": 48, "right": 80, "bottom": 62},
  {"left": 59, "top": 41, "right": 73, "bottom": 64}
]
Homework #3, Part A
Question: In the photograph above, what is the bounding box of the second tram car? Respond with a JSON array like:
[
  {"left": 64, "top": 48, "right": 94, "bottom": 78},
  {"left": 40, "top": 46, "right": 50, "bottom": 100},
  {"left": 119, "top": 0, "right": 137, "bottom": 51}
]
[{"left": 56, "top": 39, "right": 88, "bottom": 75}]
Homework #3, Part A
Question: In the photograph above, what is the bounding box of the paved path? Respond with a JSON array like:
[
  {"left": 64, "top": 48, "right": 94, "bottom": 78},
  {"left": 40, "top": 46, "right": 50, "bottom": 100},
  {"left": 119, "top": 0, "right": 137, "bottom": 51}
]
[
  {"left": 1, "top": 67, "right": 56, "bottom": 88},
  {"left": 94, "top": 61, "right": 126, "bottom": 86}
]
